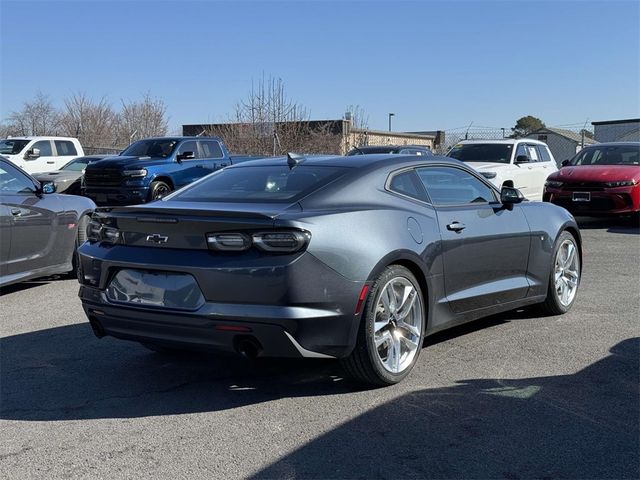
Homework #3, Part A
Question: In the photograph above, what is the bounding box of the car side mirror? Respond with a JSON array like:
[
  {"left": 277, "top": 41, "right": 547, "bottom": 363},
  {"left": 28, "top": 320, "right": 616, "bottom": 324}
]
[
  {"left": 41, "top": 181, "right": 56, "bottom": 194},
  {"left": 514, "top": 155, "right": 529, "bottom": 164},
  {"left": 561, "top": 159, "right": 570, "bottom": 167},
  {"left": 25, "top": 148, "right": 41, "bottom": 160},
  {"left": 500, "top": 185, "right": 524, "bottom": 205},
  {"left": 176, "top": 151, "right": 195, "bottom": 162}
]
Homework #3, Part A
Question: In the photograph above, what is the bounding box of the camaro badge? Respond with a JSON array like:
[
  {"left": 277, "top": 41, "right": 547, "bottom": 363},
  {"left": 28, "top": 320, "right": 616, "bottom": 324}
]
[{"left": 146, "top": 234, "right": 169, "bottom": 244}]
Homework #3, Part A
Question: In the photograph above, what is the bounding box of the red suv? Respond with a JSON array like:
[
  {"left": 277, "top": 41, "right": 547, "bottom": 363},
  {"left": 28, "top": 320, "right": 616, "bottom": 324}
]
[{"left": 543, "top": 142, "right": 639, "bottom": 219}]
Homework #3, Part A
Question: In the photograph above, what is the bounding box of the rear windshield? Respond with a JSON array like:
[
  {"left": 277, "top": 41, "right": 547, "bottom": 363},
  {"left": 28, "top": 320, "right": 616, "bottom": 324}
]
[
  {"left": 448, "top": 144, "right": 513, "bottom": 164},
  {"left": 171, "top": 165, "right": 349, "bottom": 203},
  {"left": 570, "top": 144, "right": 640, "bottom": 166},
  {"left": 61, "top": 157, "right": 96, "bottom": 171},
  {"left": 0, "top": 139, "right": 30, "bottom": 155}
]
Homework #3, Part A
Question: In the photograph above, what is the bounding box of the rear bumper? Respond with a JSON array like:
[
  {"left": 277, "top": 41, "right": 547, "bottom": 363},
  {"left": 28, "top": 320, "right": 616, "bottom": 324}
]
[
  {"left": 76, "top": 243, "right": 365, "bottom": 358},
  {"left": 80, "top": 285, "right": 354, "bottom": 358},
  {"left": 544, "top": 187, "right": 640, "bottom": 215},
  {"left": 83, "top": 186, "right": 149, "bottom": 206}
]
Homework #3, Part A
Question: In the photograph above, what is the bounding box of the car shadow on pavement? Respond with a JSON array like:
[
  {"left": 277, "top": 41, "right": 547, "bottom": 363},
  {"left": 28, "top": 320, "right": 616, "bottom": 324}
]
[
  {"left": 576, "top": 216, "right": 639, "bottom": 234},
  {"left": 252, "top": 338, "right": 639, "bottom": 479},
  {"left": 0, "top": 308, "right": 547, "bottom": 423}
]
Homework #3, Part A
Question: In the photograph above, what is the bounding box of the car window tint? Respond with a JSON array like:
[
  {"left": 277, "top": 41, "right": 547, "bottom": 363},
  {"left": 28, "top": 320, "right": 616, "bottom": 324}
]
[
  {"left": 416, "top": 166, "right": 496, "bottom": 205},
  {"left": 171, "top": 165, "right": 349, "bottom": 203},
  {"left": 388, "top": 170, "right": 428, "bottom": 201},
  {"left": 32, "top": 140, "right": 52, "bottom": 156},
  {"left": 177, "top": 141, "right": 199, "bottom": 159},
  {"left": 0, "top": 161, "right": 37, "bottom": 194},
  {"left": 448, "top": 144, "right": 512, "bottom": 164},
  {"left": 201, "top": 141, "right": 224, "bottom": 159},
  {"left": 536, "top": 145, "right": 553, "bottom": 163},
  {"left": 54, "top": 140, "right": 78, "bottom": 156},
  {"left": 515, "top": 144, "right": 529, "bottom": 161},
  {"left": 572, "top": 145, "right": 639, "bottom": 166}
]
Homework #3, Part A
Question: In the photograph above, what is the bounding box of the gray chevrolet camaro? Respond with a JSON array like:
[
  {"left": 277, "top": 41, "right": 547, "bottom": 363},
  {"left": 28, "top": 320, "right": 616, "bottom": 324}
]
[
  {"left": 0, "top": 157, "right": 95, "bottom": 287},
  {"left": 78, "top": 154, "right": 582, "bottom": 385}
]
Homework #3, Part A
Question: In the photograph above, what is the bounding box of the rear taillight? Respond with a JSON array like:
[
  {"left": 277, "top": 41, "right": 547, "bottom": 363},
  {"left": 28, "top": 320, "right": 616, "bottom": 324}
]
[
  {"left": 87, "top": 219, "right": 120, "bottom": 244},
  {"left": 206, "top": 230, "right": 310, "bottom": 254},
  {"left": 252, "top": 231, "right": 310, "bottom": 253},
  {"left": 206, "top": 233, "right": 251, "bottom": 251}
]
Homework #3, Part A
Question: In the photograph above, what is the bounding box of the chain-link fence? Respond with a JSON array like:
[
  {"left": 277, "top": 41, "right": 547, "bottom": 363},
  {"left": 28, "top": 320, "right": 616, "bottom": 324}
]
[
  {"left": 83, "top": 146, "right": 125, "bottom": 155},
  {"left": 438, "top": 125, "right": 595, "bottom": 155}
]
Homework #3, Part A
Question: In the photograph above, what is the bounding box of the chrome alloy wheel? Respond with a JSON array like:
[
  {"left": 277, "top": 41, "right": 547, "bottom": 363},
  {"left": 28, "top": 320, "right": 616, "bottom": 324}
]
[
  {"left": 554, "top": 238, "right": 580, "bottom": 307},
  {"left": 373, "top": 277, "right": 423, "bottom": 374}
]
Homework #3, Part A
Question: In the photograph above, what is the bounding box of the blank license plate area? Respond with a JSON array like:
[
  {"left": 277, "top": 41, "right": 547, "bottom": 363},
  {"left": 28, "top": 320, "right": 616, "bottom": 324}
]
[
  {"left": 106, "top": 269, "right": 205, "bottom": 310},
  {"left": 572, "top": 192, "right": 591, "bottom": 202}
]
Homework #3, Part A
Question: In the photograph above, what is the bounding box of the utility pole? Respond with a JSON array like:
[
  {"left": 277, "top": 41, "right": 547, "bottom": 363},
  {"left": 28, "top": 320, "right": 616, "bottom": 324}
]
[{"left": 388, "top": 113, "right": 395, "bottom": 132}]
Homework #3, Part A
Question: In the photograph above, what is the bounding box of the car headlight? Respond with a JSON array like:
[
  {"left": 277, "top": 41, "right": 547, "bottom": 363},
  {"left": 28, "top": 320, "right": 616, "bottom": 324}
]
[
  {"left": 123, "top": 169, "right": 148, "bottom": 177},
  {"left": 545, "top": 180, "right": 563, "bottom": 188},
  {"left": 480, "top": 172, "right": 497, "bottom": 179},
  {"left": 604, "top": 180, "right": 637, "bottom": 187}
]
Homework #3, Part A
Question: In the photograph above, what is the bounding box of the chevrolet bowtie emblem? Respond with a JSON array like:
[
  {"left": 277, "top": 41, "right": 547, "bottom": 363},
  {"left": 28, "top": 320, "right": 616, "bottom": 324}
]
[{"left": 146, "top": 234, "right": 169, "bottom": 244}]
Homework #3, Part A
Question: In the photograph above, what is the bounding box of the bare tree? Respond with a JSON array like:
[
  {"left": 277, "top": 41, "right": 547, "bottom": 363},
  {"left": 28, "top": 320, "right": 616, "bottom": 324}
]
[
  {"left": 59, "top": 92, "right": 119, "bottom": 149},
  {"left": 118, "top": 92, "right": 169, "bottom": 143},
  {"left": 344, "top": 104, "right": 370, "bottom": 149},
  {"left": 7, "top": 91, "right": 60, "bottom": 136}
]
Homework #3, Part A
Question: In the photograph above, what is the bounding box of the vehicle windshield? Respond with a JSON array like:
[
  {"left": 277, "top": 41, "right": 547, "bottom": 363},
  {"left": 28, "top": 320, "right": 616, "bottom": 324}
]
[
  {"left": 121, "top": 139, "right": 179, "bottom": 158},
  {"left": 171, "top": 165, "right": 349, "bottom": 203},
  {"left": 61, "top": 157, "right": 96, "bottom": 171},
  {"left": 570, "top": 145, "right": 640, "bottom": 166},
  {"left": 448, "top": 143, "right": 513, "bottom": 164},
  {"left": 0, "top": 139, "right": 30, "bottom": 155}
]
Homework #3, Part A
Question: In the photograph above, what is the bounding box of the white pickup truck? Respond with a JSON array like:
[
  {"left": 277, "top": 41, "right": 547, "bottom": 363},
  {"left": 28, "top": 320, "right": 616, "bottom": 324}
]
[
  {"left": 0, "top": 136, "right": 85, "bottom": 174},
  {"left": 447, "top": 139, "right": 558, "bottom": 201}
]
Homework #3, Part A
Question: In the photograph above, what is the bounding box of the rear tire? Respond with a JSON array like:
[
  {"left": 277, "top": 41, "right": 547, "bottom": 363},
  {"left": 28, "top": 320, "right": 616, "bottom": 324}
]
[
  {"left": 341, "top": 265, "right": 425, "bottom": 386},
  {"left": 539, "top": 230, "right": 581, "bottom": 315},
  {"left": 148, "top": 180, "right": 172, "bottom": 201}
]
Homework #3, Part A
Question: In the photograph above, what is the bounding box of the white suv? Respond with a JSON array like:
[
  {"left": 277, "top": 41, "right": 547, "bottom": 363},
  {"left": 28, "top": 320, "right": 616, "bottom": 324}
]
[
  {"left": 0, "top": 136, "right": 85, "bottom": 174},
  {"left": 447, "top": 139, "right": 557, "bottom": 201}
]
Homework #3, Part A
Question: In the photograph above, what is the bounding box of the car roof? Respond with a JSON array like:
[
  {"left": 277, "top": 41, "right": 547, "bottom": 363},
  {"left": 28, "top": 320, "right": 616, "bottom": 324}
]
[
  {"left": 3, "top": 136, "right": 79, "bottom": 141},
  {"left": 455, "top": 138, "right": 547, "bottom": 145},
  {"left": 580, "top": 142, "right": 639, "bottom": 147},
  {"left": 231, "top": 153, "right": 462, "bottom": 170},
  {"left": 352, "top": 145, "right": 431, "bottom": 151},
  {"left": 132, "top": 136, "right": 222, "bottom": 142}
]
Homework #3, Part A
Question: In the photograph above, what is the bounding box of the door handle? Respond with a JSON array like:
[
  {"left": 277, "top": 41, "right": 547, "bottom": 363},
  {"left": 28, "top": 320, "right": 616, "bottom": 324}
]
[
  {"left": 446, "top": 222, "right": 466, "bottom": 232},
  {"left": 47, "top": 161, "right": 55, "bottom": 164},
  {"left": 11, "top": 208, "right": 21, "bottom": 216}
]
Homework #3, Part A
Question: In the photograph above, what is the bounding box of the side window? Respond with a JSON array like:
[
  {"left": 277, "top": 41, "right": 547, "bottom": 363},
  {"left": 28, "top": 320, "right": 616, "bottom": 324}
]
[
  {"left": 526, "top": 144, "right": 540, "bottom": 162},
  {"left": 387, "top": 170, "right": 429, "bottom": 202},
  {"left": 416, "top": 166, "right": 496, "bottom": 206},
  {"left": 54, "top": 140, "right": 78, "bottom": 156},
  {"left": 514, "top": 143, "right": 529, "bottom": 162},
  {"left": 177, "top": 141, "right": 199, "bottom": 159},
  {"left": 0, "top": 162, "right": 37, "bottom": 194},
  {"left": 536, "top": 145, "right": 552, "bottom": 163},
  {"left": 201, "top": 141, "right": 224, "bottom": 159},
  {"left": 31, "top": 140, "right": 52, "bottom": 156}
]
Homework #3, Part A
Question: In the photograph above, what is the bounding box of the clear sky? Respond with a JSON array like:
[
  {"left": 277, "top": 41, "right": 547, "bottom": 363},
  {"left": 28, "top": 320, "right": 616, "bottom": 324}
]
[{"left": 1, "top": 0, "right": 639, "bottom": 132}]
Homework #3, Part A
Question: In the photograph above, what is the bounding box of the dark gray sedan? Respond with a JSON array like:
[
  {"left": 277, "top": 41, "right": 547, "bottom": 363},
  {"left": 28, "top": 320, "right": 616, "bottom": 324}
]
[
  {"left": 0, "top": 157, "right": 95, "bottom": 287},
  {"left": 78, "top": 154, "right": 582, "bottom": 385},
  {"left": 33, "top": 155, "right": 108, "bottom": 195}
]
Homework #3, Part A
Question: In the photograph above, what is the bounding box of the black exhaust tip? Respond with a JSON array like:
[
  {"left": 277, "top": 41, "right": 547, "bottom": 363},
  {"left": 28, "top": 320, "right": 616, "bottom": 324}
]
[
  {"left": 88, "top": 316, "right": 106, "bottom": 338},
  {"left": 234, "top": 336, "right": 262, "bottom": 359}
]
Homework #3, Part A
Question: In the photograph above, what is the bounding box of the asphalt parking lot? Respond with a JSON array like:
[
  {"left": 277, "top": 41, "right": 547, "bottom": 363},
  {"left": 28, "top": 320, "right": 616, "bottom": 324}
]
[{"left": 1, "top": 218, "right": 638, "bottom": 479}]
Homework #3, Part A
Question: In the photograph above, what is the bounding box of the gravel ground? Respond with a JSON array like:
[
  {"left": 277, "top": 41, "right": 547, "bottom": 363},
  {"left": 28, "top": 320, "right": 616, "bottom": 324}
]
[{"left": 1, "top": 217, "right": 638, "bottom": 479}]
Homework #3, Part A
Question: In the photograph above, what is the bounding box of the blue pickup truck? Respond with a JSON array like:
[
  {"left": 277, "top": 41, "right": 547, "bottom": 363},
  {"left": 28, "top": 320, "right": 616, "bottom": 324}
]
[{"left": 83, "top": 136, "right": 254, "bottom": 206}]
